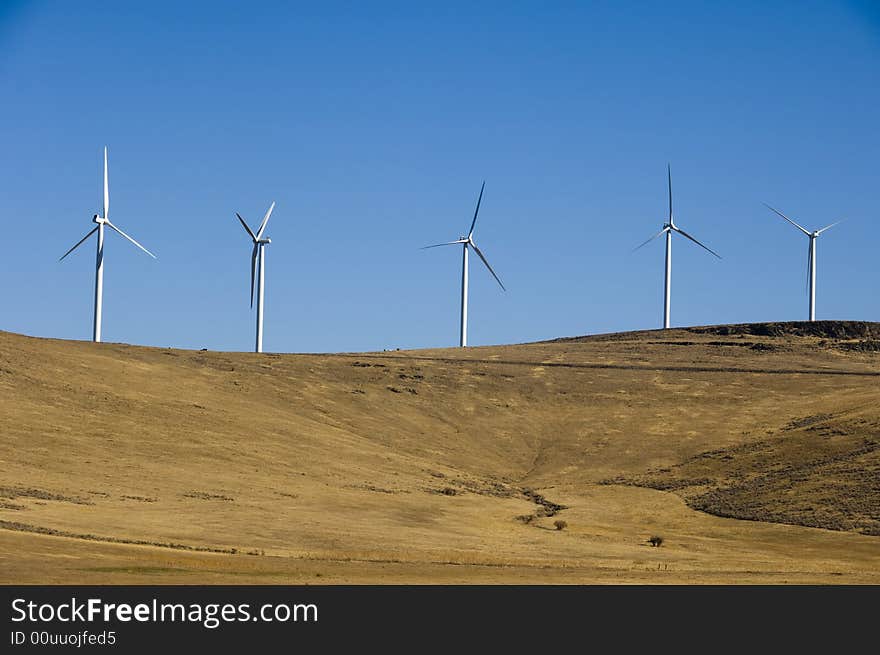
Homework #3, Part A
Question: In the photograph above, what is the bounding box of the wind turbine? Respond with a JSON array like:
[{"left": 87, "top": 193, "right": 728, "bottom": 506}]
[
  {"left": 59, "top": 147, "right": 157, "bottom": 343},
  {"left": 234, "top": 202, "right": 275, "bottom": 353},
  {"left": 422, "top": 181, "right": 505, "bottom": 347},
  {"left": 634, "top": 165, "right": 721, "bottom": 329},
  {"left": 763, "top": 203, "right": 841, "bottom": 322}
]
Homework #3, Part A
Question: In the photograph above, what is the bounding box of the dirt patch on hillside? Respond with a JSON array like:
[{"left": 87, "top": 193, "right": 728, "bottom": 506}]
[
  {"left": 686, "top": 321, "right": 880, "bottom": 340},
  {"left": 0, "top": 487, "right": 94, "bottom": 506},
  {"left": 605, "top": 414, "right": 880, "bottom": 535},
  {"left": 542, "top": 321, "right": 880, "bottom": 345},
  {"left": 0, "top": 520, "right": 236, "bottom": 553}
]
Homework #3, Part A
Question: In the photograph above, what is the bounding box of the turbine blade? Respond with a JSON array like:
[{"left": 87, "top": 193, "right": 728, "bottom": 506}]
[
  {"left": 673, "top": 226, "right": 721, "bottom": 258},
  {"left": 632, "top": 227, "right": 668, "bottom": 252},
  {"left": 470, "top": 242, "right": 506, "bottom": 291},
  {"left": 59, "top": 226, "right": 99, "bottom": 261},
  {"left": 236, "top": 213, "right": 257, "bottom": 241},
  {"left": 806, "top": 239, "right": 812, "bottom": 296},
  {"left": 420, "top": 240, "right": 466, "bottom": 249},
  {"left": 250, "top": 243, "right": 258, "bottom": 308},
  {"left": 764, "top": 203, "right": 811, "bottom": 236},
  {"left": 105, "top": 221, "right": 157, "bottom": 258},
  {"left": 467, "top": 181, "right": 485, "bottom": 239},
  {"left": 816, "top": 220, "right": 843, "bottom": 235},
  {"left": 103, "top": 147, "right": 109, "bottom": 219},
  {"left": 667, "top": 163, "right": 673, "bottom": 224},
  {"left": 255, "top": 201, "right": 275, "bottom": 241}
]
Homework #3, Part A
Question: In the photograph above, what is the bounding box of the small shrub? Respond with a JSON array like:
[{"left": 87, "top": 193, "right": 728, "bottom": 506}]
[
  {"left": 648, "top": 535, "right": 663, "bottom": 547},
  {"left": 553, "top": 520, "right": 567, "bottom": 531}
]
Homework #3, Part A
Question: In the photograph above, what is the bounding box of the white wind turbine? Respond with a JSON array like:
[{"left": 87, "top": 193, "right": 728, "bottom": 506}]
[
  {"left": 763, "top": 203, "right": 842, "bottom": 322},
  {"left": 422, "top": 181, "right": 505, "bottom": 347},
  {"left": 59, "top": 147, "right": 157, "bottom": 343},
  {"left": 234, "top": 202, "right": 275, "bottom": 353},
  {"left": 634, "top": 165, "right": 721, "bottom": 329}
]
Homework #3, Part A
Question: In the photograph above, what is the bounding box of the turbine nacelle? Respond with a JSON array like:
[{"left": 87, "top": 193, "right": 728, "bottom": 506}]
[
  {"left": 633, "top": 163, "right": 720, "bottom": 259},
  {"left": 421, "top": 183, "right": 505, "bottom": 291},
  {"left": 61, "top": 148, "right": 156, "bottom": 264},
  {"left": 763, "top": 203, "right": 842, "bottom": 240}
]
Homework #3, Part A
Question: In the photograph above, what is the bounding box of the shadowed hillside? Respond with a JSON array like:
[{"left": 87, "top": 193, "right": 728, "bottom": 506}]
[{"left": 1, "top": 322, "right": 878, "bottom": 583}]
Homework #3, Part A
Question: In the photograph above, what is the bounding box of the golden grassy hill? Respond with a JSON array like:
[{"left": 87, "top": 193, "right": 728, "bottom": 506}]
[{"left": 1, "top": 322, "right": 878, "bottom": 584}]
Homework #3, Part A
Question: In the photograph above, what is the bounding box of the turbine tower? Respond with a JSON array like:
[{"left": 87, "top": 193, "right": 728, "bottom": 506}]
[
  {"left": 235, "top": 202, "right": 275, "bottom": 353},
  {"left": 764, "top": 203, "right": 841, "bottom": 322},
  {"left": 422, "top": 181, "right": 505, "bottom": 347},
  {"left": 634, "top": 165, "right": 720, "bottom": 329},
  {"left": 60, "top": 147, "right": 157, "bottom": 342}
]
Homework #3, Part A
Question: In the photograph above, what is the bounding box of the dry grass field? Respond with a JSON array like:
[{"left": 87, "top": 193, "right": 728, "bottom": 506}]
[{"left": 1, "top": 321, "right": 878, "bottom": 584}]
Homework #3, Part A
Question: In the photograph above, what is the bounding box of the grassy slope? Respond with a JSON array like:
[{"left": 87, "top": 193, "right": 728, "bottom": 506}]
[{"left": 0, "top": 323, "right": 878, "bottom": 583}]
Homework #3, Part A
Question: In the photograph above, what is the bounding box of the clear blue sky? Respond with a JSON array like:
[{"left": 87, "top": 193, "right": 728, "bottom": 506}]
[{"left": 1, "top": 1, "right": 877, "bottom": 352}]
